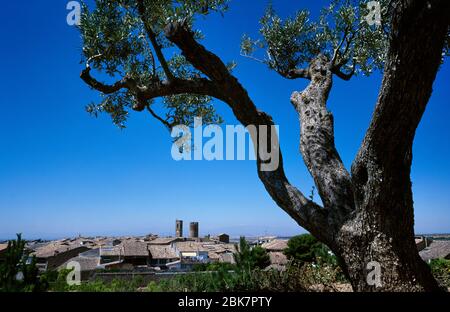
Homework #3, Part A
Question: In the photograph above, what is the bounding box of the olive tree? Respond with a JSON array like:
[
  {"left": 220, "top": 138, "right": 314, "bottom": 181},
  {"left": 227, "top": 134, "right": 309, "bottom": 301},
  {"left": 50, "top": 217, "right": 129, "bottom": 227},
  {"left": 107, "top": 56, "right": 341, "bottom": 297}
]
[{"left": 77, "top": 0, "right": 450, "bottom": 291}]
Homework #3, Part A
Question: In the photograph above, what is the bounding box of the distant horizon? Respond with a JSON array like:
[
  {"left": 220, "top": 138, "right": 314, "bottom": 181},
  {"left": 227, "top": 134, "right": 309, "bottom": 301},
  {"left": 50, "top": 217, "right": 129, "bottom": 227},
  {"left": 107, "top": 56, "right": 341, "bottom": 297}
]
[
  {"left": 0, "top": 231, "right": 308, "bottom": 241},
  {"left": 2, "top": 228, "right": 450, "bottom": 242}
]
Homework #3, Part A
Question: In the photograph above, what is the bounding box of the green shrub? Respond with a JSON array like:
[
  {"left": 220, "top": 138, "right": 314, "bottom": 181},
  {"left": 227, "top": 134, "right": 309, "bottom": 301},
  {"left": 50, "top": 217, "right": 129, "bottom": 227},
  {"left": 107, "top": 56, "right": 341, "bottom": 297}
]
[
  {"left": 48, "top": 262, "right": 348, "bottom": 292},
  {"left": 193, "top": 262, "right": 237, "bottom": 272},
  {"left": 146, "top": 281, "right": 163, "bottom": 292},
  {"left": 429, "top": 259, "right": 450, "bottom": 288},
  {"left": 284, "top": 234, "right": 322, "bottom": 264},
  {"left": 250, "top": 246, "right": 271, "bottom": 269},
  {"left": 146, "top": 261, "right": 347, "bottom": 292},
  {"left": 48, "top": 269, "right": 148, "bottom": 292},
  {"left": 0, "top": 234, "right": 46, "bottom": 292},
  {"left": 234, "top": 237, "right": 270, "bottom": 270}
]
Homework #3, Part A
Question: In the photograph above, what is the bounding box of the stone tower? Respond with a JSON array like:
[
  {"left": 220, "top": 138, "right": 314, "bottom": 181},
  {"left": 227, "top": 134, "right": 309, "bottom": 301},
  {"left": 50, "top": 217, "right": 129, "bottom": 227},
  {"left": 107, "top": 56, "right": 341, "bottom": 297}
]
[
  {"left": 176, "top": 220, "right": 183, "bottom": 237},
  {"left": 189, "top": 222, "right": 199, "bottom": 238}
]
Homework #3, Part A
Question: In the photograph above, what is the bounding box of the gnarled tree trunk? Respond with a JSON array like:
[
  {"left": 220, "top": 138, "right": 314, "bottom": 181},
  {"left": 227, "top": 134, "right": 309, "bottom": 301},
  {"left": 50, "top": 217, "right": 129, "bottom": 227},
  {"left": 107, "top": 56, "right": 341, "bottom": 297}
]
[
  {"left": 289, "top": 0, "right": 449, "bottom": 291},
  {"left": 290, "top": 52, "right": 440, "bottom": 291},
  {"left": 82, "top": 0, "right": 450, "bottom": 291},
  {"left": 166, "top": 0, "right": 449, "bottom": 291}
]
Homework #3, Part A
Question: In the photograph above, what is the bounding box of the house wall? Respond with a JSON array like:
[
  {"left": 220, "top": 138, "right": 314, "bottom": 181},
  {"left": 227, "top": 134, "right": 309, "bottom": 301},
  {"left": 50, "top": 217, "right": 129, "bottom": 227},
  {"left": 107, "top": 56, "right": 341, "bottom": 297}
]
[
  {"left": 181, "top": 251, "right": 197, "bottom": 258},
  {"left": 218, "top": 235, "right": 230, "bottom": 244},
  {"left": 149, "top": 258, "right": 179, "bottom": 266},
  {"left": 123, "top": 256, "right": 148, "bottom": 266}
]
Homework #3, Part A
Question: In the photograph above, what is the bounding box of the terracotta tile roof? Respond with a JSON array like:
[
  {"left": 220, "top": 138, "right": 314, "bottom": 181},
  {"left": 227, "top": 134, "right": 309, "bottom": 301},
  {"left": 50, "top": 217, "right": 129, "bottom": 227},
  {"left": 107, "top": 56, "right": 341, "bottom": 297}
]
[
  {"left": 59, "top": 256, "right": 99, "bottom": 272},
  {"left": 202, "top": 243, "right": 236, "bottom": 253},
  {"left": 261, "top": 239, "right": 288, "bottom": 252},
  {"left": 148, "top": 245, "right": 178, "bottom": 260},
  {"left": 0, "top": 243, "right": 8, "bottom": 252},
  {"left": 99, "top": 246, "right": 123, "bottom": 257},
  {"left": 148, "top": 237, "right": 181, "bottom": 245},
  {"left": 122, "top": 240, "right": 149, "bottom": 257},
  {"left": 31, "top": 240, "right": 87, "bottom": 258},
  {"left": 175, "top": 241, "right": 208, "bottom": 252},
  {"left": 99, "top": 240, "right": 150, "bottom": 257}
]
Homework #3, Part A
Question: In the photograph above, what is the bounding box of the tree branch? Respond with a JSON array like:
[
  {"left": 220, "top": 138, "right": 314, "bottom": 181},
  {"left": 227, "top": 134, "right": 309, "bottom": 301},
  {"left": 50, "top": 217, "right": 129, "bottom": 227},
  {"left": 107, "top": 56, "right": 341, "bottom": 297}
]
[
  {"left": 331, "top": 25, "right": 351, "bottom": 66},
  {"left": 240, "top": 53, "right": 266, "bottom": 64},
  {"left": 266, "top": 47, "right": 311, "bottom": 80},
  {"left": 137, "top": 0, "right": 175, "bottom": 82},
  {"left": 164, "top": 20, "right": 331, "bottom": 242},
  {"left": 80, "top": 66, "right": 132, "bottom": 94},
  {"left": 80, "top": 65, "right": 225, "bottom": 112},
  {"left": 140, "top": 78, "right": 226, "bottom": 103},
  {"left": 331, "top": 59, "right": 356, "bottom": 81},
  {"left": 146, "top": 105, "right": 172, "bottom": 130},
  {"left": 282, "top": 68, "right": 311, "bottom": 80},
  {"left": 291, "top": 54, "right": 355, "bottom": 223},
  {"left": 331, "top": 24, "right": 360, "bottom": 81},
  {"left": 241, "top": 51, "right": 311, "bottom": 80},
  {"left": 80, "top": 50, "right": 225, "bottom": 113}
]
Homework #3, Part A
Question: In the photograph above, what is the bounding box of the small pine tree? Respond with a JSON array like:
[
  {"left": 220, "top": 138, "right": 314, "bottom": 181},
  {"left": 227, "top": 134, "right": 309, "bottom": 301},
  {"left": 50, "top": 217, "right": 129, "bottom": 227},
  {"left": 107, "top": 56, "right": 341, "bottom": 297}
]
[
  {"left": 234, "top": 237, "right": 252, "bottom": 270},
  {"left": 0, "top": 234, "right": 44, "bottom": 292},
  {"left": 234, "top": 237, "right": 270, "bottom": 270},
  {"left": 250, "top": 246, "right": 271, "bottom": 269}
]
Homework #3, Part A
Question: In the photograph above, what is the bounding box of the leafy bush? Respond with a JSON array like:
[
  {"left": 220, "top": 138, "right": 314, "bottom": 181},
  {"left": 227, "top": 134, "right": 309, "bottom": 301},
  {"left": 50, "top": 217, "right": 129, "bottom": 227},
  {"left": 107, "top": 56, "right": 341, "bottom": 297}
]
[
  {"left": 284, "top": 234, "right": 340, "bottom": 267},
  {"left": 48, "top": 269, "right": 146, "bottom": 292},
  {"left": 46, "top": 268, "right": 76, "bottom": 292},
  {"left": 146, "top": 261, "right": 347, "bottom": 292},
  {"left": 193, "top": 262, "right": 236, "bottom": 272},
  {"left": 234, "top": 237, "right": 270, "bottom": 270},
  {"left": 429, "top": 259, "right": 450, "bottom": 288},
  {"left": 250, "top": 246, "right": 271, "bottom": 269},
  {"left": 0, "top": 234, "right": 46, "bottom": 292},
  {"left": 284, "top": 234, "right": 322, "bottom": 263},
  {"left": 47, "top": 261, "right": 348, "bottom": 292}
]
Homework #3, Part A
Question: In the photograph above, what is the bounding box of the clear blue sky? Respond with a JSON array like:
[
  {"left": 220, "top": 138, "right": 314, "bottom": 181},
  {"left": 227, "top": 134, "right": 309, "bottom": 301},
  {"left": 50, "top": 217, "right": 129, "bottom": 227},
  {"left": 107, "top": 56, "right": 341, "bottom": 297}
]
[{"left": 0, "top": 1, "right": 449, "bottom": 240}]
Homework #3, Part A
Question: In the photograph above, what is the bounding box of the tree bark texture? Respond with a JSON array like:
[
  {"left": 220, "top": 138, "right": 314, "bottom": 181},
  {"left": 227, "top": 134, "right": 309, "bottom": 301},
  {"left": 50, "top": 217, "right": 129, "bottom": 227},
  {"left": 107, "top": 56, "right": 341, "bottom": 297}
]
[{"left": 81, "top": 0, "right": 450, "bottom": 291}]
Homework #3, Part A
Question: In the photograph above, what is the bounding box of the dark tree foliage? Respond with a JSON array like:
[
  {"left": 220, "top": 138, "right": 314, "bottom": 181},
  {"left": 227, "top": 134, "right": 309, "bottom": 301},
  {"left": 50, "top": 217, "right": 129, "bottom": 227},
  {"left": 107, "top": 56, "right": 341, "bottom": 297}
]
[
  {"left": 241, "top": 0, "right": 390, "bottom": 79},
  {"left": 80, "top": 0, "right": 229, "bottom": 128},
  {"left": 234, "top": 237, "right": 270, "bottom": 270},
  {"left": 0, "top": 234, "right": 44, "bottom": 292},
  {"left": 250, "top": 246, "right": 271, "bottom": 269},
  {"left": 284, "top": 234, "right": 322, "bottom": 264}
]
